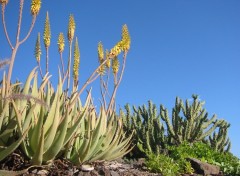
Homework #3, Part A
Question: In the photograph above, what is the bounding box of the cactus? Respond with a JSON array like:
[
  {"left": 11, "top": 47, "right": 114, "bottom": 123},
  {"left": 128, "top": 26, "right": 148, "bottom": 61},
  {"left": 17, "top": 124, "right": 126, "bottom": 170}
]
[
  {"left": 123, "top": 95, "right": 231, "bottom": 157},
  {"left": 208, "top": 120, "right": 231, "bottom": 152},
  {"left": 122, "top": 101, "right": 167, "bottom": 157},
  {"left": 160, "top": 95, "right": 230, "bottom": 148}
]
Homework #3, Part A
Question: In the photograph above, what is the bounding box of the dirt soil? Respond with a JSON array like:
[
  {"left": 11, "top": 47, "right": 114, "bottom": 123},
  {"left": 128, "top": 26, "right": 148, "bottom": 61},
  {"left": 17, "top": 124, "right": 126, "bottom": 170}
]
[
  {"left": 0, "top": 150, "right": 223, "bottom": 176},
  {"left": 0, "top": 150, "right": 162, "bottom": 176}
]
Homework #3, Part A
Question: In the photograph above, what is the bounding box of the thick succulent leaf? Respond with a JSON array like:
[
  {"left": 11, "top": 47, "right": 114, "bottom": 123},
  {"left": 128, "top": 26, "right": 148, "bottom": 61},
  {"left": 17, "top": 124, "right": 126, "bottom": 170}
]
[
  {"left": 31, "top": 127, "right": 44, "bottom": 165},
  {"left": 43, "top": 94, "right": 60, "bottom": 153},
  {"left": 103, "top": 132, "right": 133, "bottom": 161},
  {"left": 22, "top": 67, "right": 38, "bottom": 95},
  {"left": 89, "top": 119, "right": 119, "bottom": 161},
  {"left": 11, "top": 100, "right": 24, "bottom": 134},
  {"left": 43, "top": 88, "right": 59, "bottom": 136},
  {"left": 1, "top": 72, "right": 6, "bottom": 98},
  {"left": 43, "top": 110, "right": 69, "bottom": 161},
  {"left": 39, "top": 74, "right": 51, "bottom": 92},
  {"left": 76, "top": 116, "right": 93, "bottom": 163},
  {"left": 0, "top": 127, "right": 29, "bottom": 161},
  {"left": 22, "top": 104, "right": 36, "bottom": 132},
  {"left": 30, "top": 107, "right": 44, "bottom": 153},
  {"left": 20, "top": 68, "right": 37, "bottom": 112},
  {"left": 63, "top": 106, "right": 89, "bottom": 147},
  {"left": 0, "top": 120, "right": 16, "bottom": 143},
  {"left": 87, "top": 109, "right": 107, "bottom": 157},
  {"left": 0, "top": 102, "right": 9, "bottom": 131}
]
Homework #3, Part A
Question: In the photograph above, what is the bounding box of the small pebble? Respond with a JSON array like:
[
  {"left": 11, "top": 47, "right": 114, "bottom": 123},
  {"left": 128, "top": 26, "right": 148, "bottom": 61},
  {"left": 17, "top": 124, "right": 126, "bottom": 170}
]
[{"left": 81, "top": 164, "right": 94, "bottom": 171}]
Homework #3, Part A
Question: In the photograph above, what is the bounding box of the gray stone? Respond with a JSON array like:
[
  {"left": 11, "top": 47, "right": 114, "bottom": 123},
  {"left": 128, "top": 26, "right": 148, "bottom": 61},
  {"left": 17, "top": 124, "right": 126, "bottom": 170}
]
[{"left": 187, "top": 157, "right": 220, "bottom": 175}]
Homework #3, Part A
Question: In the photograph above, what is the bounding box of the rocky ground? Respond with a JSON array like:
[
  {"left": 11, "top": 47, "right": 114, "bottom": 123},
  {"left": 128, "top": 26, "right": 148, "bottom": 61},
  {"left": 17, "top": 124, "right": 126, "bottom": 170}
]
[
  {"left": 0, "top": 150, "right": 224, "bottom": 176},
  {"left": 0, "top": 150, "right": 161, "bottom": 176}
]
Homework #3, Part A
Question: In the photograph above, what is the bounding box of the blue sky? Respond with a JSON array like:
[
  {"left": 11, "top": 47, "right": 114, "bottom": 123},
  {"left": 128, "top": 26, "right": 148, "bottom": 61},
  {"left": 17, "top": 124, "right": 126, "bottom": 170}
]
[{"left": 1, "top": 1, "right": 240, "bottom": 157}]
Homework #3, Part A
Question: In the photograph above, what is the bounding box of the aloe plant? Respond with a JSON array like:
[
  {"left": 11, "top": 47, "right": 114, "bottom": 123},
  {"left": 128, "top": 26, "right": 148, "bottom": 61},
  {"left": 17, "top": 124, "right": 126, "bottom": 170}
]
[
  {"left": 0, "top": 73, "right": 29, "bottom": 161},
  {"left": 1, "top": 0, "right": 133, "bottom": 167},
  {"left": 68, "top": 108, "right": 133, "bottom": 164},
  {"left": 9, "top": 68, "right": 91, "bottom": 165},
  {"left": 0, "top": 0, "right": 41, "bottom": 161}
]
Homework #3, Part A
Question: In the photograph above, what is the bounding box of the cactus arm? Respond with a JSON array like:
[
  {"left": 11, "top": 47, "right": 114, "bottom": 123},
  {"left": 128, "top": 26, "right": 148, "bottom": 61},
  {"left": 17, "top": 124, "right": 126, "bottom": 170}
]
[
  {"left": 199, "top": 121, "right": 220, "bottom": 140},
  {"left": 202, "top": 114, "right": 217, "bottom": 129},
  {"left": 160, "top": 105, "right": 176, "bottom": 139}
]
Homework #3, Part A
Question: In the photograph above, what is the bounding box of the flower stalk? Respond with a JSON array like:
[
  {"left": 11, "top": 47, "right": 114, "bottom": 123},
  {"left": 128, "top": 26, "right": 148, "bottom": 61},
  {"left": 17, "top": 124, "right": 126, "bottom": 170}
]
[
  {"left": 58, "top": 32, "right": 65, "bottom": 77},
  {"left": 73, "top": 37, "right": 80, "bottom": 87},
  {"left": 66, "top": 14, "right": 75, "bottom": 91},
  {"left": 43, "top": 11, "right": 51, "bottom": 74},
  {"left": 35, "top": 32, "right": 43, "bottom": 78},
  {"left": 1, "top": 0, "right": 41, "bottom": 88}
]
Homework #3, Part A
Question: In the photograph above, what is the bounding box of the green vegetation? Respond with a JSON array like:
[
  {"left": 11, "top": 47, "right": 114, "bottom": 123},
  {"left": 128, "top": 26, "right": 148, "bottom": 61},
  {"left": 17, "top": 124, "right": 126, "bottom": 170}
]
[
  {"left": 168, "top": 142, "right": 240, "bottom": 175},
  {"left": 144, "top": 142, "right": 240, "bottom": 176},
  {"left": 122, "top": 95, "right": 239, "bottom": 175},
  {"left": 122, "top": 101, "right": 167, "bottom": 157},
  {"left": 145, "top": 152, "right": 181, "bottom": 176},
  {"left": 0, "top": 1, "right": 239, "bottom": 176},
  {"left": 160, "top": 95, "right": 231, "bottom": 152},
  {"left": 0, "top": 0, "right": 132, "bottom": 166},
  {"left": 122, "top": 95, "right": 230, "bottom": 157}
]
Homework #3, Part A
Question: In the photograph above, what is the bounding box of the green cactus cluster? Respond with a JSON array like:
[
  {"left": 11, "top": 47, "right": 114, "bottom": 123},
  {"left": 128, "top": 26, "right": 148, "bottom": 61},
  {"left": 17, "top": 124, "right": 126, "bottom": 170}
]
[
  {"left": 160, "top": 95, "right": 231, "bottom": 152},
  {"left": 208, "top": 120, "right": 231, "bottom": 152},
  {"left": 122, "top": 95, "right": 231, "bottom": 157},
  {"left": 122, "top": 101, "right": 167, "bottom": 157}
]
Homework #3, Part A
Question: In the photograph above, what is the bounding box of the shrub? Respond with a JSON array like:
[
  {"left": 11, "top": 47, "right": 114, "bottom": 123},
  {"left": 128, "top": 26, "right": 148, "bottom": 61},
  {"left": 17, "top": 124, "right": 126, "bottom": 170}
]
[
  {"left": 168, "top": 142, "right": 240, "bottom": 175},
  {"left": 145, "top": 152, "right": 180, "bottom": 176}
]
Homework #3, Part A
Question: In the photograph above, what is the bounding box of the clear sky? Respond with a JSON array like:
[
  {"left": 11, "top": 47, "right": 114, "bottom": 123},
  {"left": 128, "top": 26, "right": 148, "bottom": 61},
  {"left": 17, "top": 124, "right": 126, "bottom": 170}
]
[{"left": 1, "top": 1, "right": 240, "bottom": 157}]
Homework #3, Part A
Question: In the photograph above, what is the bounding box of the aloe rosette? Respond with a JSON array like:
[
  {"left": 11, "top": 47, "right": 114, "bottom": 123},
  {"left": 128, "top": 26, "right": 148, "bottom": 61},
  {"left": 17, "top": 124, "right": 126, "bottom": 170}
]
[
  {"left": 0, "top": 73, "right": 29, "bottom": 161},
  {"left": 9, "top": 68, "right": 91, "bottom": 165},
  {"left": 67, "top": 107, "right": 133, "bottom": 164}
]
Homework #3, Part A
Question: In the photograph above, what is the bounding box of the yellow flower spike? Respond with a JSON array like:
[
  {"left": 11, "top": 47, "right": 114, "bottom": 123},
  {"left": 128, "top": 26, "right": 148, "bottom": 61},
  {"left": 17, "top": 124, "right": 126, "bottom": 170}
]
[
  {"left": 58, "top": 33, "right": 65, "bottom": 53},
  {"left": 105, "top": 49, "right": 111, "bottom": 69},
  {"left": 97, "top": 65, "right": 105, "bottom": 75},
  {"left": 31, "top": 0, "right": 41, "bottom": 16},
  {"left": 68, "top": 14, "right": 76, "bottom": 43},
  {"left": 97, "top": 42, "right": 105, "bottom": 75},
  {"left": 112, "top": 57, "right": 120, "bottom": 75},
  {"left": 109, "top": 41, "right": 123, "bottom": 58},
  {"left": 35, "top": 33, "right": 41, "bottom": 62},
  {"left": 73, "top": 37, "right": 80, "bottom": 85},
  {"left": 0, "top": 0, "right": 8, "bottom": 5},
  {"left": 97, "top": 42, "right": 104, "bottom": 61},
  {"left": 43, "top": 11, "right": 51, "bottom": 48},
  {"left": 121, "top": 24, "right": 131, "bottom": 52}
]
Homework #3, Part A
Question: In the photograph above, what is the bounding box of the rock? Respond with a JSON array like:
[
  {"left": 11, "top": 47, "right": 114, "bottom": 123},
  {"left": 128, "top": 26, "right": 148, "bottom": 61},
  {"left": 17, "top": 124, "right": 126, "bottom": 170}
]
[
  {"left": 81, "top": 164, "right": 94, "bottom": 171},
  {"left": 187, "top": 157, "right": 220, "bottom": 175}
]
